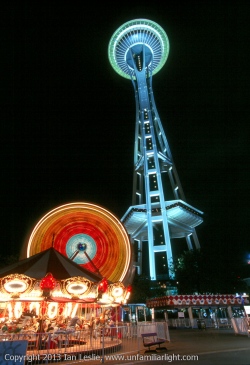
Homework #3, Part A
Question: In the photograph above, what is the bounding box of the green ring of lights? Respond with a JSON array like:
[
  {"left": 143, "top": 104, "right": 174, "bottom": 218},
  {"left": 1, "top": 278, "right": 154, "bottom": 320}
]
[{"left": 108, "top": 19, "right": 170, "bottom": 79}]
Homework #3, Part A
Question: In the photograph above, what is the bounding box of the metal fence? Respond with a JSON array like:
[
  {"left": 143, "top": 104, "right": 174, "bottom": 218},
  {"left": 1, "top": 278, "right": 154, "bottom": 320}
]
[
  {"left": 167, "top": 317, "right": 232, "bottom": 329},
  {"left": 231, "top": 317, "right": 249, "bottom": 336},
  {"left": 0, "top": 322, "right": 170, "bottom": 364}
]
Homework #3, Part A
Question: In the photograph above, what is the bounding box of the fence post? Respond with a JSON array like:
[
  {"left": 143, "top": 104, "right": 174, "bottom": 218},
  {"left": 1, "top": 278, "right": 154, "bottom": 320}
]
[
  {"left": 45, "top": 333, "right": 50, "bottom": 364},
  {"left": 137, "top": 324, "right": 141, "bottom": 354},
  {"left": 101, "top": 327, "right": 105, "bottom": 363}
]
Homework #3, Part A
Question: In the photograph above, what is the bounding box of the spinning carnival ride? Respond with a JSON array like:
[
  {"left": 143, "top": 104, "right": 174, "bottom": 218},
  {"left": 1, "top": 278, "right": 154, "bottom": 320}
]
[
  {"left": 23, "top": 202, "right": 132, "bottom": 283},
  {"left": 0, "top": 203, "right": 133, "bottom": 322}
]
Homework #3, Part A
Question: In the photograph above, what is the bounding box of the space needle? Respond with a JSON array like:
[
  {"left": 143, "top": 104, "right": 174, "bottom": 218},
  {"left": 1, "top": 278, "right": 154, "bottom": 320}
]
[{"left": 108, "top": 19, "right": 203, "bottom": 281}]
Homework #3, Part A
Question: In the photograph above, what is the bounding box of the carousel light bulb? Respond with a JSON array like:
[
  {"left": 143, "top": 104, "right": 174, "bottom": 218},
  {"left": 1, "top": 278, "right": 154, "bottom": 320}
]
[
  {"left": 4, "top": 280, "right": 28, "bottom": 293},
  {"left": 40, "top": 273, "right": 56, "bottom": 291},
  {"left": 47, "top": 302, "right": 58, "bottom": 319},
  {"left": 112, "top": 287, "right": 124, "bottom": 298},
  {"left": 70, "top": 303, "right": 79, "bottom": 318},
  {"left": 98, "top": 278, "right": 108, "bottom": 293},
  {"left": 14, "top": 302, "right": 22, "bottom": 319},
  {"left": 67, "top": 282, "right": 88, "bottom": 295}
]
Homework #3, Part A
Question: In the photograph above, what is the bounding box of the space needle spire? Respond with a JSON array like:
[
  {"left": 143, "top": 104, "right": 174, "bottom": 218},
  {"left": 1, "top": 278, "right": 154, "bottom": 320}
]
[{"left": 108, "top": 19, "right": 203, "bottom": 281}]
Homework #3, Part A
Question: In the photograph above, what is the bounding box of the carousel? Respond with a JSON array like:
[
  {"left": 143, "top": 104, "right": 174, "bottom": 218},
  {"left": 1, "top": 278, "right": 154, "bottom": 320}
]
[{"left": 0, "top": 203, "right": 133, "bottom": 356}]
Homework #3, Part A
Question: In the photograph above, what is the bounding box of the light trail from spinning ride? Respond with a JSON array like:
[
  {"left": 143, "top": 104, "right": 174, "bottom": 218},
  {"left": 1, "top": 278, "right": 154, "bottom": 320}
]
[{"left": 25, "top": 203, "right": 132, "bottom": 283}]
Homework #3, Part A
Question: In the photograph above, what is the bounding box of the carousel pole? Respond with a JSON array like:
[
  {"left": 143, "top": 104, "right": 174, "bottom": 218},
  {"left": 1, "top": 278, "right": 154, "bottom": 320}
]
[{"left": 115, "top": 306, "right": 118, "bottom": 326}]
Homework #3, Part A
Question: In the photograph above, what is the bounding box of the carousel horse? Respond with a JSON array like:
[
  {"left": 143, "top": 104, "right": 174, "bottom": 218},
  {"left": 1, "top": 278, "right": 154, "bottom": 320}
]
[
  {"left": 88, "top": 310, "right": 114, "bottom": 340},
  {"left": 14, "top": 317, "right": 37, "bottom": 342},
  {"left": 67, "top": 316, "right": 82, "bottom": 338},
  {"left": 49, "top": 316, "right": 83, "bottom": 348}
]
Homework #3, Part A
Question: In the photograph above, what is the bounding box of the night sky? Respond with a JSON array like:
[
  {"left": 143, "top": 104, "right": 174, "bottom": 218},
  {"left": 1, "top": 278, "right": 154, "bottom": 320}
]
[{"left": 2, "top": 2, "right": 249, "bottom": 271}]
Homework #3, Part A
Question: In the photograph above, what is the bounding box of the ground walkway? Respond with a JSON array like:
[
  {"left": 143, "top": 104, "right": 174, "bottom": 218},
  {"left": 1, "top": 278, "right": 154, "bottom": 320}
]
[{"left": 62, "top": 327, "right": 250, "bottom": 365}]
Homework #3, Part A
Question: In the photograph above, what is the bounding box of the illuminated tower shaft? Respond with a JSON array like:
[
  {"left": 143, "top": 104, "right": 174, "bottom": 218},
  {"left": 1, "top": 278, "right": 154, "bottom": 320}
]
[{"left": 109, "top": 20, "right": 203, "bottom": 280}]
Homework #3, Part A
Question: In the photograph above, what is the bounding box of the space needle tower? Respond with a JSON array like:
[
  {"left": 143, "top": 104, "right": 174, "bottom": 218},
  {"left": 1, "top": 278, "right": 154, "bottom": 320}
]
[{"left": 108, "top": 19, "right": 203, "bottom": 281}]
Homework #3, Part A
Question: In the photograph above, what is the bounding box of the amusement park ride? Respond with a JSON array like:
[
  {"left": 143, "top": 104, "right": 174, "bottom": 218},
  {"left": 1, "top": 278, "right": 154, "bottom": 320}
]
[{"left": 108, "top": 19, "right": 203, "bottom": 280}]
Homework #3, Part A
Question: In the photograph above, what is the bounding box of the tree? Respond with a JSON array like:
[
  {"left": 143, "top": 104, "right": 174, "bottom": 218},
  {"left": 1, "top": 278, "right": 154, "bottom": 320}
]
[
  {"left": 174, "top": 248, "right": 248, "bottom": 294},
  {"left": 128, "top": 274, "right": 166, "bottom": 303},
  {"left": 174, "top": 249, "right": 205, "bottom": 293}
]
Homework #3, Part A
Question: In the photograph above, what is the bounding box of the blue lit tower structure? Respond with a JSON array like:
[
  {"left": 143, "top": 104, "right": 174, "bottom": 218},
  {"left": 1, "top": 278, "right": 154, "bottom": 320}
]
[{"left": 108, "top": 19, "right": 203, "bottom": 280}]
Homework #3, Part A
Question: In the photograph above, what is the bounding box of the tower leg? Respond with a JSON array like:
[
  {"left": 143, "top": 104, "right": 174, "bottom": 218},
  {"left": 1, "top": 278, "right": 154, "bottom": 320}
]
[
  {"left": 147, "top": 212, "right": 156, "bottom": 280},
  {"left": 186, "top": 230, "right": 201, "bottom": 250},
  {"left": 192, "top": 230, "right": 201, "bottom": 249},
  {"left": 185, "top": 234, "right": 193, "bottom": 250}
]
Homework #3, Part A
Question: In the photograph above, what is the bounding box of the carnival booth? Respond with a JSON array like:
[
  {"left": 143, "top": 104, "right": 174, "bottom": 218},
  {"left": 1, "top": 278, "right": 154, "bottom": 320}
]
[
  {"left": 146, "top": 294, "right": 249, "bottom": 330},
  {"left": 0, "top": 203, "right": 133, "bottom": 351}
]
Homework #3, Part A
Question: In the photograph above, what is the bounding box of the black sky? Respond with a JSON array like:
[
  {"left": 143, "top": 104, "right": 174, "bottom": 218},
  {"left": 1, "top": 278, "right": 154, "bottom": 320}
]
[{"left": 2, "top": 2, "right": 249, "bottom": 269}]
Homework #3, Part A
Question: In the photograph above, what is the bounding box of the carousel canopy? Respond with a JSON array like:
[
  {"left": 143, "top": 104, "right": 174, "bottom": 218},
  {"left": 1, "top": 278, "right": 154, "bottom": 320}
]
[{"left": 0, "top": 247, "right": 103, "bottom": 282}]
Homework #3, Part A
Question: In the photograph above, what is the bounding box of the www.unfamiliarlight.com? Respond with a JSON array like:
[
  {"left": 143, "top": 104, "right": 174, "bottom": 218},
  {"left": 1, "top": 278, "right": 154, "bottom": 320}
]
[{"left": 104, "top": 353, "right": 199, "bottom": 362}]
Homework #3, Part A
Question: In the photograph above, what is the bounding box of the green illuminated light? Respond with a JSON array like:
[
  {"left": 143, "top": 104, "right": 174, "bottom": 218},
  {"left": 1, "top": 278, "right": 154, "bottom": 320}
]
[{"left": 108, "top": 19, "right": 170, "bottom": 79}]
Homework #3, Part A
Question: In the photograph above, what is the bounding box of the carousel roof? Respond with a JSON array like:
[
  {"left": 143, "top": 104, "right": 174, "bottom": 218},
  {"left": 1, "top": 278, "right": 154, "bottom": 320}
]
[{"left": 0, "top": 247, "right": 103, "bottom": 282}]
